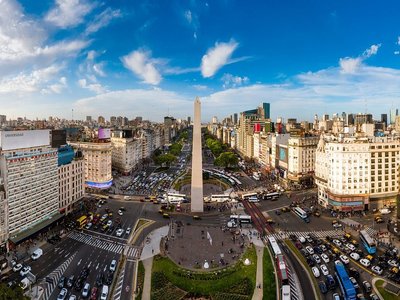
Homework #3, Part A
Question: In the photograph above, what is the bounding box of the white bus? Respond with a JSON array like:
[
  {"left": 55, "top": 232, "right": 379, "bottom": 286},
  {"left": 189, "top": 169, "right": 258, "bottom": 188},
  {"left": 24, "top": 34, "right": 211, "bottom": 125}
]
[
  {"left": 267, "top": 236, "right": 282, "bottom": 257},
  {"left": 167, "top": 193, "right": 186, "bottom": 204},
  {"left": 248, "top": 196, "right": 259, "bottom": 202},
  {"left": 264, "top": 192, "right": 280, "bottom": 201},
  {"left": 210, "top": 194, "right": 231, "bottom": 203},
  {"left": 229, "top": 214, "right": 252, "bottom": 224},
  {"left": 242, "top": 192, "right": 258, "bottom": 200},
  {"left": 293, "top": 207, "right": 310, "bottom": 223},
  {"left": 281, "top": 285, "right": 291, "bottom": 300}
]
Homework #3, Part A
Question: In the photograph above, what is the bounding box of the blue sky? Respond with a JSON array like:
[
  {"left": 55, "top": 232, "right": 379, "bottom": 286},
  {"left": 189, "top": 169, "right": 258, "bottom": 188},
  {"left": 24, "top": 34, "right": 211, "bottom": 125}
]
[{"left": 1, "top": 0, "right": 400, "bottom": 122}]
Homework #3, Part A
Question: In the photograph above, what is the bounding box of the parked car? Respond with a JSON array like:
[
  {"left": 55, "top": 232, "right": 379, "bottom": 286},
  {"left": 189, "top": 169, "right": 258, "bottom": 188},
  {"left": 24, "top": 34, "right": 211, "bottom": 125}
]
[
  {"left": 360, "top": 259, "right": 371, "bottom": 267},
  {"left": 306, "top": 246, "right": 314, "bottom": 255},
  {"left": 320, "top": 264, "right": 329, "bottom": 276},
  {"left": 312, "top": 266, "right": 320, "bottom": 278},
  {"left": 13, "top": 264, "right": 23, "bottom": 272},
  {"left": 58, "top": 276, "right": 66, "bottom": 289},
  {"left": 116, "top": 229, "right": 124, "bottom": 237},
  {"left": 350, "top": 252, "right": 360, "bottom": 261},
  {"left": 90, "top": 287, "right": 98, "bottom": 300},
  {"left": 313, "top": 254, "right": 321, "bottom": 264},
  {"left": 31, "top": 248, "right": 43, "bottom": 260},
  {"left": 67, "top": 275, "right": 75, "bottom": 288},
  {"left": 318, "top": 281, "right": 328, "bottom": 294},
  {"left": 349, "top": 277, "right": 359, "bottom": 289},
  {"left": 340, "top": 255, "right": 350, "bottom": 265},
  {"left": 82, "top": 283, "right": 90, "bottom": 298},
  {"left": 20, "top": 266, "right": 31, "bottom": 277},
  {"left": 321, "top": 253, "right": 330, "bottom": 263},
  {"left": 57, "top": 288, "right": 68, "bottom": 300}
]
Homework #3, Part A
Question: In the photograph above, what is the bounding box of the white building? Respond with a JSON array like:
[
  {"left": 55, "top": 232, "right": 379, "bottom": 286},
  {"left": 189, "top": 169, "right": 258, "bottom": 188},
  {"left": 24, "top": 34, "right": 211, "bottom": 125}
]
[
  {"left": 69, "top": 141, "right": 113, "bottom": 189},
  {"left": 0, "top": 179, "right": 7, "bottom": 252},
  {"left": 287, "top": 135, "right": 319, "bottom": 185},
  {"left": 315, "top": 134, "right": 400, "bottom": 211},
  {"left": 0, "top": 130, "right": 59, "bottom": 244},
  {"left": 111, "top": 133, "right": 142, "bottom": 174}
]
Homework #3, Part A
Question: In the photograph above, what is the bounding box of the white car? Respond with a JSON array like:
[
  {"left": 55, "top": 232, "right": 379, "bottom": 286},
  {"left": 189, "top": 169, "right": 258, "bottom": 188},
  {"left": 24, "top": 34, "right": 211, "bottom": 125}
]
[
  {"left": 81, "top": 283, "right": 90, "bottom": 298},
  {"left": 320, "top": 264, "right": 329, "bottom": 276},
  {"left": 350, "top": 252, "right": 360, "bottom": 261},
  {"left": 346, "top": 243, "right": 356, "bottom": 251},
  {"left": 298, "top": 236, "right": 306, "bottom": 243},
  {"left": 312, "top": 266, "right": 320, "bottom": 278},
  {"left": 20, "top": 266, "right": 31, "bottom": 277},
  {"left": 340, "top": 255, "right": 350, "bottom": 264},
  {"left": 312, "top": 254, "right": 321, "bottom": 264},
  {"left": 106, "top": 220, "right": 113, "bottom": 227},
  {"left": 360, "top": 258, "right": 371, "bottom": 267},
  {"left": 371, "top": 265, "right": 383, "bottom": 275},
  {"left": 110, "top": 259, "right": 117, "bottom": 272},
  {"left": 333, "top": 239, "right": 342, "bottom": 247},
  {"left": 306, "top": 246, "right": 314, "bottom": 255},
  {"left": 68, "top": 296, "right": 77, "bottom": 300},
  {"left": 85, "top": 222, "right": 92, "bottom": 229},
  {"left": 126, "top": 227, "right": 131, "bottom": 235},
  {"left": 13, "top": 263, "right": 23, "bottom": 272},
  {"left": 388, "top": 259, "right": 398, "bottom": 267},
  {"left": 118, "top": 210, "right": 123, "bottom": 216},
  {"left": 57, "top": 288, "right": 68, "bottom": 300},
  {"left": 321, "top": 253, "right": 330, "bottom": 263},
  {"left": 116, "top": 229, "right": 124, "bottom": 237}
]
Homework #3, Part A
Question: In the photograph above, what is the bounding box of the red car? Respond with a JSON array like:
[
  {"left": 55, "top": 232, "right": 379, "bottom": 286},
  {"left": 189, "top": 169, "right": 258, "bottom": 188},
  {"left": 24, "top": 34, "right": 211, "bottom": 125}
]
[{"left": 90, "top": 287, "right": 98, "bottom": 300}]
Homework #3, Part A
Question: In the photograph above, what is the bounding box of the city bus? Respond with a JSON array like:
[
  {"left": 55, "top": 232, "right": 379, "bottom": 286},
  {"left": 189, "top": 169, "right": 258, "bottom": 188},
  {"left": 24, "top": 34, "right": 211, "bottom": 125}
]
[
  {"left": 229, "top": 215, "right": 252, "bottom": 224},
  {"left": 166, "top": 193, "right": 186, "bottom": 204},
  {"left": 242, "top": 192, "right": 258, "bottom": 200},
  {"left": 276, "top": 254, "right": 289, "bottom": 285},
  {"left": 359, "top": 230, "right": 377, "bottom": 254},
  {"left": 76, "top": 216, "right": 88, "bottom": 229},
  {"left": 293, "top": 207, "right": 310, "bottom": 223},
  {"left": 210, "top": 194, "right": 231, "bottom": 203},
  {"left": 281, "top": 285, "right": 291, "bottom": 300},
  {"left": 264, "top": 192, "right": 280, "bottom": 201},
  {"left": 334, "top": 261, "right": 357, "bottom": 300},
  {"left": 268, "top": 236, "right": 282, "bottom": 257}
]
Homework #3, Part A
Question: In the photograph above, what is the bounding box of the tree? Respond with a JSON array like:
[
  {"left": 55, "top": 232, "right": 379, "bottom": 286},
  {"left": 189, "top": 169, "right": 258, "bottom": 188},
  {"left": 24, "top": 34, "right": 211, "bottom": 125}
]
[
  {"left": 214, "top": 152, "right": 239, "bottom": 169},
  {"left": 154, "top": 153, "right": 177, "bottom": 166},
  {"left": 169, "top": 143, "right": 183, "bottom": 156},
  {"left": 0, "top": 283, "right": 29, "bottom": 300}
]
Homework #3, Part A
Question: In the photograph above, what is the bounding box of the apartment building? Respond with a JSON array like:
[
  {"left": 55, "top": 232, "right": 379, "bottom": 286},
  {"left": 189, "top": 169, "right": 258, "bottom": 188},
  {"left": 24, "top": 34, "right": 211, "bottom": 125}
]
[
  {"left": 315, "top": 134, "right": 400, "bottom": 211},
  {"left": 0, "top": 130, "right": 59, "bottom": 244},
  {"left": 111, "top": 131, "right": 142, "bottom": 174},
  {"left": 0, "top": 179, "right": 6, "bottom": 254}
]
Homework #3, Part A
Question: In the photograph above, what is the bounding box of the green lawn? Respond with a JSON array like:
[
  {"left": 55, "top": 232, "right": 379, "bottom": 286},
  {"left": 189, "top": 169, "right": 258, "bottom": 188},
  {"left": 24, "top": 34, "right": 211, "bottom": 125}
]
[
  {"left": 375, "top": 279, "right": 399, "bottom": 300},
  {"left": 263, "top": 247, "right": 277, "bottom": 300},
  {"left": 151, "top": 245, "right": 257, "bottom": 298}
]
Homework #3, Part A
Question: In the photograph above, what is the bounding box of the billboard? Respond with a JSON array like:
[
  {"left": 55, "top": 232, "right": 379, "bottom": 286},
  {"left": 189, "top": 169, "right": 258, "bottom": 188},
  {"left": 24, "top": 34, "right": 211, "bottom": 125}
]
[
  {"left": 51, "top": 130, "right": 67, "bottom": 148},
  {"left": 98, "top": 128, "right": 111, "bottom": 139},
  {"left": 0, "top": 130, "right": 50, "bottom": 151},
  {"left": 86, "top": 179, "right": 113, "bottom": 189},
  {"left": 278, "top": 146, "right": 288, "bottom": 163}
]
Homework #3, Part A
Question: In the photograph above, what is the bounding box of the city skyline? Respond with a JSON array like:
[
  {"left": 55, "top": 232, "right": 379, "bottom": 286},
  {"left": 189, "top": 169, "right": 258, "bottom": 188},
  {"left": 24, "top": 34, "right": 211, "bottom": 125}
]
[{"left": 1, "top": 0, "right": 400, "bottom": 122}]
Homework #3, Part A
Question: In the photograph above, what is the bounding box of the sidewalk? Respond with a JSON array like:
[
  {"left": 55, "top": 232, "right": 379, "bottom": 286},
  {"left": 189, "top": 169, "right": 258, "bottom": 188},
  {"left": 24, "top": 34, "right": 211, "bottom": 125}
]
[
  {"left": 141, "top": 257, "right": 153, "bottom": 300},
  {"left": 252, "top": 245, "right": 264, "bottom": 300},
  {"left": 140, "top": 225, "right": 169, "bottom": 261}
]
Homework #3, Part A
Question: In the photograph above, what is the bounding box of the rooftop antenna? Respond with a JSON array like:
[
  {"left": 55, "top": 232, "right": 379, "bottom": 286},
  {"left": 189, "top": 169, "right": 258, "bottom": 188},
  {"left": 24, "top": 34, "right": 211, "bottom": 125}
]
[
  {"left": 72, "top": 109, "right": 74, "bottom": 121},
  {"left": 364, "top": 99, "right": 368, "bottom": 114}
]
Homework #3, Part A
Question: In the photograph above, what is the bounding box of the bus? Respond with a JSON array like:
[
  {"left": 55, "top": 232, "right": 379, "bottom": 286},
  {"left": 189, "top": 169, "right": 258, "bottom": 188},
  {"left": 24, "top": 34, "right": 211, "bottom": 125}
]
[
  {"left": 242, "top": 192, "right": 258, "bottom": 200},
  {"left": 229, "top": 215, "right": 252, "bottom": 224},
  {"left": 293, "top": 207, "right": 310, "bottom": 223},
  {"left": 268, "top": 236, "right": 282, "bottom": 257},
  {"left": 359, "top": 230, "right": 377, "bottom": 254},
  {"left": 264, "top": 192, "right": 280, "bottom": 201},
  {"left": 281, "top": 285, "right": 291, "bottom": 300},
  {"left": 248, "top": 196, "right": 259, "bottom": 202},
  {"left": 334, "top": 261, "right": 357, "bottom": 300},
  {"left": 76, "top": 216, "right": 88, "bottom": 229},
  {"left": 166, "top": 193, "right": 186, "bottom": 204},
  {"left": 276, "top": 254, "right": 289, "bottom": 284},
  {"left": 210, "top": 194, "right": 231, "bottom": 203}
]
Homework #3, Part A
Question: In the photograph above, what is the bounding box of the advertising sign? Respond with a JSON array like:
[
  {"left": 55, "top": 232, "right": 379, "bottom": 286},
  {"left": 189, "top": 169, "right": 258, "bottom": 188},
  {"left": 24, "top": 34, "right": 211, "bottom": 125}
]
[
  {"left": 0, "top": 130, "right": 50, "bottom": 150},
  {"left": 98, "top": 128, "right": 111, "bottom": 139}
]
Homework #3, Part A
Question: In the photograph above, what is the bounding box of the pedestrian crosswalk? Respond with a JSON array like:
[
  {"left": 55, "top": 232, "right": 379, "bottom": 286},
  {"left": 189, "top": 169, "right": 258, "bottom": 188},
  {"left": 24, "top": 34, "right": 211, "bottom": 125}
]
[
  {"left": 267, "top": 229, "right": 345, "bottom": 241},
  {"left": 112, "top": 267, "right": 125, "bottom": 300},
  {"left": 365, "top": 227, "right": 378, "bottom": 238},
  {"left": 67, "top": 231, "right": 142, "bottom": 259},
  {"left": 43, "top": 252, "right": 77, "bottom": 300}
]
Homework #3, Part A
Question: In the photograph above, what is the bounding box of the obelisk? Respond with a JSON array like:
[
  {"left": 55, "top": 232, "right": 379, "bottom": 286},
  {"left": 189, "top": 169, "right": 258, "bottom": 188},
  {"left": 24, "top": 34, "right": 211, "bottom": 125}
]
[{"left": 191, "top": 97, "right": 204, "bottom": 212}]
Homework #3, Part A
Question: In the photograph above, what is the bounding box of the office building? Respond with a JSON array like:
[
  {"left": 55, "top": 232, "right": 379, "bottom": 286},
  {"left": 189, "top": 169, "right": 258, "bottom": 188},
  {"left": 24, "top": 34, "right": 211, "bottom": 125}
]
[
  {"left": 111, "top": 130, "right": 142, "bottom": 174},
  {"left": 390, "top": 109, "right": 399, "bottom": 125},
  {"left": 0, "top": 130, "right": 60, "bottom": 245},
  {"left": 0, "top": 179, "right": 7, "bottom": 253},
  {"left": 0, "top": 115, "right": 6, "bottom": 126},
  {"left": 381, "top": 114, "right": 388, "bottom": 128},
  {"left": 86, "top": 116, "right": 92, "bottom": 122}
]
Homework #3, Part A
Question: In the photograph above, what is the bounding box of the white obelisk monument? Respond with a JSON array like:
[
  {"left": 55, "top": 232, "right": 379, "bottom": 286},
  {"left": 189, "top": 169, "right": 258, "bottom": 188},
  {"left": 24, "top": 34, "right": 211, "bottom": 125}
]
[{"left": 191, "top": 97, "right": 204, "bottom": 212}]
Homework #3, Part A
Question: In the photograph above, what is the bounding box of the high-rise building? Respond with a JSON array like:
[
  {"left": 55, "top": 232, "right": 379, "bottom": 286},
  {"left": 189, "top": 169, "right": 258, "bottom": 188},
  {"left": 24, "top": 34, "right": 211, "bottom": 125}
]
[
  {"left": 381, "top": 114, "right": 388, "bottom": 127},
  {"left": 354, "top": 113, "right": 373, "bottom": 126},
  {"left": 0, "top": 130, "right": 60, "bottom": 246},
  {"left": 69, "top": 141, "right": 113, "bottom": 189},
  {"left": 233, "top": 113, "right": 238, "bottom": 125},
  {"left": 187, "top": 116, "right": 191, "bottom": 124},
  {"left": 323, "top": 114, "right": 330, "bottom": 121},
  {"left": 390, "top": 108, "right": 399, "bottom": 125},
  {"left": 164, "top": 116, "right": 176, "bottom": 145},
  {"left": 86, "top": 116, "right": 92, "bottom": 122},
  {"left": 212, "top": 116, "right": 218, "bottom": 124},
  {"left": 346, "top": 113, "right": 355, "bottom": 126},
  {"left": 110, "top": 116, "right": 116, "bottom": 126},
  {"left": 395, "top": 116, "right": 400, "bottom": 133},
  {"left": 263, "top": 102, "right": 270, "bottom": 119},
  {"left": 0, "top": 115, "right": 6, "bottom": 125},
  {"left": 98, "top": 116, "right": 105, "bottom": 125},
  {"left": 58, "top": 145, "right": 85, "bottom": 214},
  {"left": 0, "top": 178, "right": 7, "bottom": 253}
]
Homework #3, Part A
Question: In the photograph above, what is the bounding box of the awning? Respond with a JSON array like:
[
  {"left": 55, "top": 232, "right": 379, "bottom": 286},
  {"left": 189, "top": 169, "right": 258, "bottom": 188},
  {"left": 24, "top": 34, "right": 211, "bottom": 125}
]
[{"left": 9, "top": 213, "right": 65, "bottom": 244}]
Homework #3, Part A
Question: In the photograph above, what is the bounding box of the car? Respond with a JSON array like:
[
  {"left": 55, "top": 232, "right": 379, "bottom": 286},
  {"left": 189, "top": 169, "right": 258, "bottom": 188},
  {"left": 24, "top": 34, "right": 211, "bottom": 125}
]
[
  {"left": 300, "top": 249, "right": 310, "bottom": 257},
  {"left": 298, "top": 236, "right": 306, "bottom": 243},
  {"left": 369, "top": 294, "right": 379, "bottom": 300},
  {"left": 312, "top": 254, "right": 321, "bottom": 264},
  {"left": 388, "top": 259, "right": 399, "bottom": 267},
  {"left": 110, "top": 259, "right": 117, "bottom": 272},
  {"left": 371, "top": 265, "right": 383, "bottom": 275},
  {"left": 306, "top": 235, "right": 313, "bottom": 243},
  {"left": 31, "top": 248, "right": 43, "bottom": 260},
  {"left": 106, "top": 220, "right": 113, "bottom": 226},
  {"left": 90, "top": 287, "right": 98, "bottom": 300},
  {"left": 362, "top": 281, "right": 372, "bottom": 293},
  {"left": 57, "top": 288, "right": 68, "bottom": 300},
  {"left": 312, "top": 266, "right": 320, "bottom": 278},
  {"left": 13, "top": 263, "right": 23, "bottom": 272},
  {"left": 307, "top": 257, "right": 315, "bottom": 267},
  {"left": 318, "top": 281, "right": 328, "bottom": 294},
  {"left": 105, "top": 272, "right": 113, "bottom": 285},
  {"left": 281, "top": 207, "right": 290, "bottom": 213},
  {"left": 350, "top": 252, "right": 360, "bottom": 261},
  {"left": 320, "top": 264, "right": 329, "bottom": 276},
  {"left": 275, "top": 210, "right": 281, "bottom": 215},
  {"left": 67, "top": 275, "right": 75, "bottom": 288},
  {"left": 326, "top": 275, "right": 336, "bottom": 290},
  {"left": 314, "top": 211, "right": 321, "bottom": 217},
  {"left": 119, "top": 207, "right": 126, "bottom": 211},
  {"left": 349, "top": 277, "right": 359, "bottom": 289},
  {"left": 375, "top": 217, "right": 384, "bottom": 224},
  {"left": 74, "top": 278, "right": 84, "bottom": 291},
  {"left": 295, "top": 241, "right": 303, "bottom": 249},
  {"left": 360, "top": 258, "right": 371, "bottom": 267},
  {"left": 100, "top": 285, "right": 109, "bottom": 300},
  {"left": 68, "top": 296, "right": 77, "bottom": 300},
  {"left": 163, "top": 213, "right": 170, "bottom": 218},
  {"left": 116, "top": 229, "right": 124, "bottom": 237},
  {"left": 306, "top": 246, "right": 314, "bottom": 255},
  {"left": 340, "top": 255, "right": 350, "bottom": 264},
  {"left": 82, "top": 283, "right": 90, "bottom": 298},
  {"left": 333, "top": 239, "right": 342, "bottom": 247},
  {"left": 346, "top": 243, "right": 356, "bottom": 251},
  {"left": 321, "top": 253, "right": 330, "bottom": 263},
  {"left": 85, "top": 223, "right": 92, "bottom": 229},
  {"left": 20, "top": 266, "right": 31, "bottom": 277},
  {"left": 125, "top": 227, "right": 131, "bottom": 235},
  {"left": 314, "top": 246, "right": 323, "bottom": 254},
  {"left": 58, "top": 276, "right": 66, "bottom": 289},
  {"left": 349, "top": 267, "right": 360, "bottom": 279},
  {"left": 332, "top": 293, "right": 340, "bottom": 300},
  {"left": 118, "top": 210, "right": 123, "bottom": 216},
  {"left": 320, "top": 244, "right": 327, "bottom": 252},
  {"left": 95, "top": 273, "right": 104, "bottom": 287},
  {"left": 356, "top": 293, "right": 367, "bottom": 300},
  {"left": 100, "top": 214, "right": 108, "bottom": 221}
]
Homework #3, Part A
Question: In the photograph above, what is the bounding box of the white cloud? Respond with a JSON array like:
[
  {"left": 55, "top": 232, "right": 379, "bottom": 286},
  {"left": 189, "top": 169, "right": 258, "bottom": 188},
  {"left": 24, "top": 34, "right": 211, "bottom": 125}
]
[
  {"left": 221, "top": 73, "right": 249, "bottom": 88},
  {"left": 193, "top": 84, "right": 208, "bottom": 91},
  {"left": 78, "top": 78, "right": 107, "bottom": 94},
  {"left": 85, "top": 8, "right": 122, "bottom": 35},
  {"left": 93, "top": 63, "right": 106, "bottom": 77},
  {"left": 339, "top": 44, "right": 381, "bottom": 74},
  {"left": 397, "top": 36, "right": 400, "bottom": 46},
  {"left": 121, "top": 50, "right": 162, "bottom": 85},
  {"left": 45, "top": 0, "right": 95, "bottom": 29},
  {"left": 201, "top": 40, "right": 239, "bottom": 77},
  {"left": 395, "top": 51, "right": 400, "bottom": 55},
  {"left": 184, "top": 10, "right": 192, "bottom": 23},
  {"left": 42, "top": 77, "right": 67, "bottom": 94}
]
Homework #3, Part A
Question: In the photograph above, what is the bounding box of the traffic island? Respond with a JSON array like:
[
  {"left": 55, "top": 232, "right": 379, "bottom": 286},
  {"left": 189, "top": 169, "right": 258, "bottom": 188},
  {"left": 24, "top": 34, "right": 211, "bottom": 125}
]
[
  {"left": 373, "top": 278, "right": 400, "bottom": 300},
  {"left": 151, "top": 245, "right": 257, "bottom": 299},
  {"left": 129, "top": 218, "right": 155, "bottom": 245}
]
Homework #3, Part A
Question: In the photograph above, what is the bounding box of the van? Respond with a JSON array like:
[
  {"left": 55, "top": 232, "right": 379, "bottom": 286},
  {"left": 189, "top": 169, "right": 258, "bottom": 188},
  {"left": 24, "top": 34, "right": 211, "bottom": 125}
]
[
  {"left": 31, "top": 248, "right": 43, "bottom": 260},
  {"left": 100, "top": 285, "right": 109, "bottom": 300}
]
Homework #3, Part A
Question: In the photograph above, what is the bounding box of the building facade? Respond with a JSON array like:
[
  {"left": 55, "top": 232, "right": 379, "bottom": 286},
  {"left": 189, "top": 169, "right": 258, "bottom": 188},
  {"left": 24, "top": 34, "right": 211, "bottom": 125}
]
[{"left": 111, "top": 133, "right": 142, "bottom": 174}]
